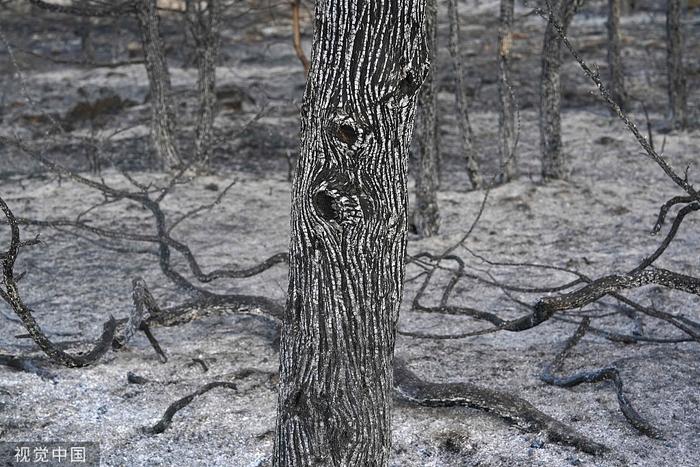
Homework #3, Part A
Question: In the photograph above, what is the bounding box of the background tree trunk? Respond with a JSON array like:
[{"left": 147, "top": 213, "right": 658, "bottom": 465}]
[
  {"left": 666, "top": 0, "right": 687, "bottom": 130},
  {"left": 540, "top": 0, "right": 582, "bottom": 181},
  {"left": 413, "top": 0, "right": 440, "bottom": 237},
  {"left": 274, "top": 1, "right": 428, "bottom": 465},
  {"left": 497, "top": 0, "right": 516, "bottom": 181},
  {"left": 186, "top": 0, "right": 221, "bottom": 166},
  {"left": 607, "top": 0, "right": 627, "bottom": 111},
  {"left": 447, "top": 0, "right": 482, "bottom": 189},
  {"left": 136, "top": 0, "right": 182, "bottom": 169}
]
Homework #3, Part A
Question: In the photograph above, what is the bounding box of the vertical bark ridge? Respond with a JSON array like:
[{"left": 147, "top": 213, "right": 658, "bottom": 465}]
[{"left": 274, "top": 1, "right": 428, "bottom": 465}]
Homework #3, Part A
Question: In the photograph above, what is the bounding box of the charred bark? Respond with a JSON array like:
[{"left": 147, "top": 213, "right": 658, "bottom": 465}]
[
  {"left": 186, "top": 0, "right": 221, "bottom": 166},
  {"left": 274, "top": 1, "right": 429, "bottom": 465},
  {"left": 607, "top": 0, "right": 627, "bottom": 111},
  {"left": 413, "top": 0, "right": 440, "bottom": 237},
  {"left": 666, "top": 0, "right": 687, "bottom": 130},
  {"left": 540, "top": 0, "right": 582, "bottom": 180},
  {"left": 497, "top": 0, "right": 516, "bottom": 181},
  {"left": 136, "top": 0, "right": 182, "bottom": 169}
]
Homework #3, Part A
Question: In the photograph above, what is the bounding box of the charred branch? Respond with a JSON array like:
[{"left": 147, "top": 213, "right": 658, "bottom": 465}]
[
  {"left": 394, "top": 358, "right": 607, "bottom": 455},
  {"left": 541, "top": 319, "right": 663, "bottom": 439},
  {"left": 147, "top": 381, "right": 238, "bottom": 434},
  {"left": 0, "top": 196, "right": 116, "bottom": 368}
]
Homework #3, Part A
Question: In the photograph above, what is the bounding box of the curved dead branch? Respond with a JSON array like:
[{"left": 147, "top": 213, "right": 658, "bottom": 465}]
[
  {"left": 393, "top": 358, "right": 607, "bottom": 455},
  {"left": 0, "top": 196, "right": 116, "bottom": 368},
  {"left": 402, "top": 193, "right": 700, "bottom": 342},
  {"left": 541, "top": 319, "right": 663, "bottom": 439},
  {"left": 147, "top": 381, "right": 238, "bottom": 434},
  {"left": 536, "top": 267, "right": 700, "bottom": 316},
  {"left": 0, "top": 136, "right": 289, "bottom": 367}
]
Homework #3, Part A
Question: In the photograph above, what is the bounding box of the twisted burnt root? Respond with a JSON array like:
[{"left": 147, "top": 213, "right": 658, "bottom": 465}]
[
  {"left": 393, "top": 358, "right": 607, "bottom": 455},
  {"left": 541, "top": 319, "right": 663, "bottom": 439}
]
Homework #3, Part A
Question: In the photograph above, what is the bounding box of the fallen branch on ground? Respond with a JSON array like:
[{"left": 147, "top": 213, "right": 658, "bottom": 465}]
[
  {"left": 541, "top": 318, "right": 663, "bottom": 439},
  {"left": 393, "top": 357, "right": 607, "bottom": 455},
  {"left": 147, "top": 381, "right": 238, "bottom": 434}
]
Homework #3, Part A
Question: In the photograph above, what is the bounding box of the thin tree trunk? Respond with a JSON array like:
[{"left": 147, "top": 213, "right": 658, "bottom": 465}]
[
  {"left": 274, "top": 1, "right": 429, "bottom": 465},
  {"left": 414, "top": 0, "right": 440, "bottom": 237},
  {"left": 136, "top": 0, "right": 182, "bottom": 169},
  {"left": 540, "top": 0, "right": 582, "bottom": 181},
  {"left": 497, "top": 0, "right": 516, "bottom": 181},
  {"left": 78, "top": 17, "right": 96, "bottom": 62},
  {"left": 186, "top": 0, "right": 221, "bottom": 166},
  {"left": 666, "top": 0, "right": 687, "bottom": 130},
  {"left": 607, "top": 0, "right": 627, "bottom": 111},
  {"left": 291, "top": 0, "right": 310, "bottom": 76},
  {"left": 447, "top": 0, "right": 482, "bottom": 189}
]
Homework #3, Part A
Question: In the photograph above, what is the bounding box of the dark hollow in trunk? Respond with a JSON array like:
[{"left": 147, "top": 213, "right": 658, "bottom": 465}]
[{"left": 274, "top": 1, "right": 429, "bottom": 465}]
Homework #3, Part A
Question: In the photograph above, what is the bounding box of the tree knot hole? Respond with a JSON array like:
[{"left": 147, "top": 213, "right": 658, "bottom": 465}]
[
  {"left": 311, "top": 185, "right": 365, "bottom": 227},
  {"left": 313, "top": 189, "right": 337, "bottom": 222},
  {"left": 327, "top": 118, "right": 360, "bottom": 147}
]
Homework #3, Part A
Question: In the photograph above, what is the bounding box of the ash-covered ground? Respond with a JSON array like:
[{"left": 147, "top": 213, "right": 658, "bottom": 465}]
[{"left": 1, "top": 1, "right": 699, "bottom": 466}]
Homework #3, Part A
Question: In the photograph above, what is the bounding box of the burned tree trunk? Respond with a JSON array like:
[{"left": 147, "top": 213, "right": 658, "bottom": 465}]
[
  {"left": 666, "top": 0, "right": 687, "bottom": 130},
  {"left": 274, "top": 0, "right": 429, "bottom": 465},
  {"left": 186, "top": 0, "right": 221, "bottom": 166},
  {"left": 136, "top": 0, "right": 182, "bottom": 169},
  {"left": 540, "top": 0, "right": 581, "bottom": 181},
  {"left": 497, "top": 0, "right": 516, "bottom": 181},
  {"left": 607, "top": 0, "right": 626, "bottom": 111},
  {"left": 413, "top": 0, "right": 440, "bottom": 237},
  {"left": 447, "top": 0, "right": 482, "bottom": 189}
]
